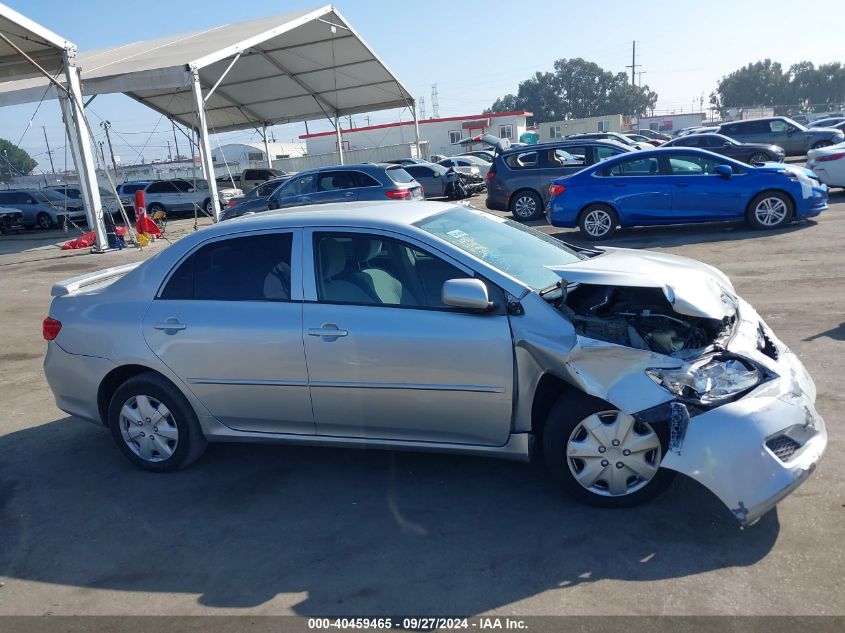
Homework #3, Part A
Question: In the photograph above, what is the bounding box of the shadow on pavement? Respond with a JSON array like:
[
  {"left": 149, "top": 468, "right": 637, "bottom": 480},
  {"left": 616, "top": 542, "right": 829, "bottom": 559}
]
[{"left": 0, "top": 416, "right": 780, "bottom": 614}]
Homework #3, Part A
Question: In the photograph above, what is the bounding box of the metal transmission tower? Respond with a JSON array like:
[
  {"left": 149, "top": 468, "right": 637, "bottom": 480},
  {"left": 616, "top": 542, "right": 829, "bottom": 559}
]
[
  {"left": 626, "top": 41, "right": 641, "bottom": 86},
  {"left": 99, "top": 120, "right": 120, "bottom": 178},
  {"left": 419, "top": 95, "right": 426, "bottom": 120},
  {"left": 431, "top": 84, "right": 440, "bottom": 118}
]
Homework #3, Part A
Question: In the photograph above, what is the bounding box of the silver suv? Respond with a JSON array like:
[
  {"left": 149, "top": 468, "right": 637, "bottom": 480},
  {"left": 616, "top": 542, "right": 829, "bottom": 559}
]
[{"left": 717, "top": 117, "right": 844, "bottom": 156}]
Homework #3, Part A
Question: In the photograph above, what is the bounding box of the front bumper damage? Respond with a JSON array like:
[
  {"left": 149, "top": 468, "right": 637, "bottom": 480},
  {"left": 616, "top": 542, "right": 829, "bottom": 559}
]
[{"left": 646, "top": 301, "right": 827, "bottom": 526}]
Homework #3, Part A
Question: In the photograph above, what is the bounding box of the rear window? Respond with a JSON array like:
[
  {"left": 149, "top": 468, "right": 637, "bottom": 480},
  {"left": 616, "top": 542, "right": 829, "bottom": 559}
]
[
  {"left": 121, "top": 183, "right": 148, "bottom": 194},
  {"left": 385, "top": 167, "right": 414, "bottom": 183}
]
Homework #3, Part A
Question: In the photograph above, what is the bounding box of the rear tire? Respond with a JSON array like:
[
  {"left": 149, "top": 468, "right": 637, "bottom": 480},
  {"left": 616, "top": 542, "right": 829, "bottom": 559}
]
[
  {"left": 203, "top": 198, "right": 213, "bottom": 215},
  {"left": 510, "top": 190, "right": 543, "bottom": 221},
  {"left": 747, "top": 191, "right": 793, "bottom": 230},
  {"left": 542, "top": 392, "right": 674, "bottom": 508},
  {"left": 107, "top": 372, "right": 207, "bottom": 472},
  {"left": 578, "top": 204, "right": 619, "bottom": 240},
  {"left": 147, "top": 203, "right": 165, "bottom": 215},
  {"left": 36, "top": 212, "right": 54, "bottom": 230}
]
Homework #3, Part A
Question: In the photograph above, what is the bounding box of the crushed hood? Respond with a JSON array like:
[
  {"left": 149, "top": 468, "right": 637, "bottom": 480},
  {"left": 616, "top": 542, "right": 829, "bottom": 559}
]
[{"left": 547, "top": 247, "right": 737, "bottom": 320}]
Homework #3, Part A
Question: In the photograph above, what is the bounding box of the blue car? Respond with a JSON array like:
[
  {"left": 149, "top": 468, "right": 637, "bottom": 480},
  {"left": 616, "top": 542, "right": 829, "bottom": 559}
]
[{"left": 546, "top": 148, "right": 828, "bottom": 239}]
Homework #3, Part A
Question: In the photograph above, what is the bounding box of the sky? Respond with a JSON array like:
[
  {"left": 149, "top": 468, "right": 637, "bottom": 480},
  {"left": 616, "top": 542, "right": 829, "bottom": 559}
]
[{"left": 3, "top": 0, "right": 844, "bottom": 171}]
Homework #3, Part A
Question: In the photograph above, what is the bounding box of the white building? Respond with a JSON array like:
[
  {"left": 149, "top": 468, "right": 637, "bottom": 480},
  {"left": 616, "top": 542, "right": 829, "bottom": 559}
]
[
  {"left": 536, "top": 115, "right": 628, "bottom": 141},
  {"left": 211, "top": 142, "right": 306, "bottom": 172},
  {"left": 300, "top": 111, "right": 533, "bottom": 158},
  {"left": 632, "top": 113, "right": 707, "bottom": 134}
]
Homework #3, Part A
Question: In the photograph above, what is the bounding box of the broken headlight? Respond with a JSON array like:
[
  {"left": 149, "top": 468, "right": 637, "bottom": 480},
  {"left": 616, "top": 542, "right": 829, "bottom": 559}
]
[{"left": 646, "top": 358, "right": 762, "bottom": 405}]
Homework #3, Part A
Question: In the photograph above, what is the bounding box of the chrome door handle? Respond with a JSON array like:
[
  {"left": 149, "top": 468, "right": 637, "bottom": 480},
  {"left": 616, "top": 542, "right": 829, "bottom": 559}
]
[
  {"left": 341, "top": 191, "right": 355, "bottom": 197},
  {"left": 675, "top": 183, "right": 690, "bottom": 187},
  {"left": 154, "top": 318, "right": 187, "bottom": 332},
  {"left": 308, "top": 323, "right": 348, "bottom": 340}
]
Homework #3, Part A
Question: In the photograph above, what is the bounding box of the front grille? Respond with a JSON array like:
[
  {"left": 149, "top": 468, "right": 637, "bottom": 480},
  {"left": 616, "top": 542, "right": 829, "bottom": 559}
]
[{"left": 766, "top": 435, "right": 801, "bottom": 462}]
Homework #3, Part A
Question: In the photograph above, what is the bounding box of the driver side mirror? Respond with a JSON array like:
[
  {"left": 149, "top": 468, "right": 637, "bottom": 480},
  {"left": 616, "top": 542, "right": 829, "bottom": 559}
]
[
  {"left": 442, "top": 278, "right": 492, "bottom": 311},
  {"left": 714, "top": 164, "right": 732, "bottom": 178}
]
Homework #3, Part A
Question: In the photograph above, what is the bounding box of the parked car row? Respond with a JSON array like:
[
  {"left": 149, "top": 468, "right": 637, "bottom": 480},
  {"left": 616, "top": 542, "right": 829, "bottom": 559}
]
[
  {"left": 106, "top": 178, "right": 243, "bottom": 219},
  {"left": 0, "top": 188, "right": 87, "bottom": 230}
]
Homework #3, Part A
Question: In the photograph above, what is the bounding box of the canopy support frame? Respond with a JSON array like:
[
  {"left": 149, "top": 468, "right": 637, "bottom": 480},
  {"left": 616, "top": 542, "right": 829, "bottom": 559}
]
[{"left": 190, "top": 67, "right": 221, "bottom": 222}]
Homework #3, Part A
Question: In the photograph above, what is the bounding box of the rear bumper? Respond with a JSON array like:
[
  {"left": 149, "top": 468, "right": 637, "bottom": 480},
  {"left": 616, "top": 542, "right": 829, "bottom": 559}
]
[{"left": 44, "top": 342, "right": 115, "bottom": 424}]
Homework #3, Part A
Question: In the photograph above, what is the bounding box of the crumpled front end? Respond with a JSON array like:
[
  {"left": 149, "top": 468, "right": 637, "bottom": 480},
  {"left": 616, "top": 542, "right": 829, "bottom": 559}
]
[{"left": 658, "top": 300, "right": 827, "bottom": 526}]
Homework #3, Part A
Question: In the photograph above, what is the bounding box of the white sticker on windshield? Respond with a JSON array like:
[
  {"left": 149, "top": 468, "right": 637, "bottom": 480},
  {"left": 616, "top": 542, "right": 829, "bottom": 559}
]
[{"left": 447, "top": 229, "right": 469, "bottom": 239}]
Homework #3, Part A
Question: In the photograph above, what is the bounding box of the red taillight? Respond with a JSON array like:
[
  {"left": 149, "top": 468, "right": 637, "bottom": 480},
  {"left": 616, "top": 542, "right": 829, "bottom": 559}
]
[
  {"left": 485, "top": 171, "right": 494, "bottom": 181},
  {"left": 549, "top": 183, "right": 566, "bottom": 197},
  {"left": 43, "top": 317, "right": 62, "bottom": 341},
  {"left": 385, "top": 189, "right": 411, "bottom": 199},
  {"left": 816, "top": 152, "right": 845, "bottom": 162},
  {"left": 227, "top": 199, "right": 238, "bottom": 207}
]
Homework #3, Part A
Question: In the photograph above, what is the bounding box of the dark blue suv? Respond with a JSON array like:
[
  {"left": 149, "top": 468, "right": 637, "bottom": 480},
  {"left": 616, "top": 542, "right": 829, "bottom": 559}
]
[{"left": 485, "top": 140, "right": 632, "bottom": 220}]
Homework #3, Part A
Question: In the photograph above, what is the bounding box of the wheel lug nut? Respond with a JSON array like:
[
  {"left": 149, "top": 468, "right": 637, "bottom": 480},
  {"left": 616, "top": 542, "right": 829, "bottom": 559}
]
[
  {"left": 139, "top": 432, "right": 145, "bottom": 437},
  {"left": 616, "top": 462, "right": 624, "bottom": 469},
  {"left": 598, "top": 446, "right": 606, "bottom": 453},
  {"left": 153, "top": 427, "right": 158, "bottom": 433},
  {"left": 623, "top": 449, "right": 631, "bottom": 456},
  {"left": 137, "top": 421, "right": 143, "bottom": 426},
  {"left": 145, "top": 418, "right": 151, "bottom": 423},
  {"left": 600, "top": 459, "right": 609, "bottom": 467},
  {"left": 611, "top": 439, "right": 620, "bottom": 447}
]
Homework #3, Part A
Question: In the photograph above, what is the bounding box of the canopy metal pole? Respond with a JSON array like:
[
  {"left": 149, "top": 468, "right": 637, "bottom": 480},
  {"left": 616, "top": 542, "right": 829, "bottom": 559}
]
[
  {"left": 334, "top": 114, "right": 344, "bottom": 165},
  {"left": 263, "top": 123, "right": 273, "bottom": 169},
  {"left": 411, "top": 103, "right": 422, "bottom": 159},
  {"left": 61, "top": 49, "right": 108, "bottom": 252},
  {"left": 190, "top": 68, "right": 221, "bottom": 221}
]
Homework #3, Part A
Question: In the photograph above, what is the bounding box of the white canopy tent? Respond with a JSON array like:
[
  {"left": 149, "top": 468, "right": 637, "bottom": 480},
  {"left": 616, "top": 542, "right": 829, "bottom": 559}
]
[
  {"left": 0, "top": 5, "right": 419, "bottom": 220},
  {"left": 0, "top": 2, "right": 109, "bottom": 250}
]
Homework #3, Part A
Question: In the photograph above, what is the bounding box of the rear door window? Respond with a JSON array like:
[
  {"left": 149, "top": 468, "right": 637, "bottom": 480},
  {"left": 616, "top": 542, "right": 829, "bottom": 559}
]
[
  {"left": 505, "top": 151, "right": 539, "bottom": 169},
  {"left": 161, "top": 233, "right": 294, "bottom": 301},
  {"left": 385, "top": 167, "right": 414, "bottom": 183},
  {"left": 604, "top": 156, "right": 661, "bottom": 176},
  {"left": 540, "top": 148, "right": 586, "bottom": 168},
  {"left": 591, "top": 145, "right": 624, "bottom": 163}
]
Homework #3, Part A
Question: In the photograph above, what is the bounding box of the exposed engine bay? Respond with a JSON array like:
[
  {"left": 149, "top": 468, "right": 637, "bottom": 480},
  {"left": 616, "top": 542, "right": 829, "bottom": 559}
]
[{"left": 551, "top": 283, "right": 735, "bottom": 358}]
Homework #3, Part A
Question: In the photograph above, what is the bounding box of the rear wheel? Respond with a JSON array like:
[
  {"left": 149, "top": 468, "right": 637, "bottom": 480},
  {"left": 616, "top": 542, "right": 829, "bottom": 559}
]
[
  {"left": 578, "top": 204, "right": 618, "bottom": 240},
  {"left": 107, "top": 372, "right": 207, "bottom": 472},
  {"left": 510, "top": 190, "right": 543, "bottom": 221},
  {"left": 542, "top": 393, "right": 674, "bottom": 508},
  {"left": 147, "top": 203, "right": 165, "bottom": 215},
  {"left": 747, "top": 191, "right": 793, "bottom": 230},
  {"left": 36, "top": 212, "right": 54, "bottom": 230}
]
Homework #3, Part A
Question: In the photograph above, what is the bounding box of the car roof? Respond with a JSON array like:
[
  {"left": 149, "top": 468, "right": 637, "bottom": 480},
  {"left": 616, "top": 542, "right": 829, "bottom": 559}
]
[
  {"left": 587, "top": 146, "right": 748, "bottom": 165},
  {"left": 210, "top": 200, "right": 458, "bottom": 235},
  {"left": 500, "top": 139, "right": 628, "bottom": 155}
]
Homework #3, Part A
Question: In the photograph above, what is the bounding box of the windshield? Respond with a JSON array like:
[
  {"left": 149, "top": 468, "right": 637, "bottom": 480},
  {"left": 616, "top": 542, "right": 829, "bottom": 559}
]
[
  {"left": 34, "top": 190, "right": 65, "bottom": 202},
  {"left": 414, "top": 207, "right": 585, "bottom": 290}
]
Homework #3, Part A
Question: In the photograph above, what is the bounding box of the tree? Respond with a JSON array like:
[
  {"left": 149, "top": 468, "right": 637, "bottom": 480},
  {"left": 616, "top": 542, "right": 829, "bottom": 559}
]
[
  {"left": 0, "top": 138, "right": 37, "bottom": 183},
  {"left": 711, "top": 59, "right": 845, "bottom": 115},
  {"left": 485, "top": 58, "right": 658, "bottom": 122}
]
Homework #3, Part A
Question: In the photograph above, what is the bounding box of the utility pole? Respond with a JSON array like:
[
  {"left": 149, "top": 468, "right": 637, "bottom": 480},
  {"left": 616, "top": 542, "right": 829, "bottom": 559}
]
[
  {"left": 626, "top": 41, "right": 641, "bottom": 86},
  {"left": 171, "top": 120, "right": 181, "bottom": 160},
  {"left": 167, "top": 140, "right": 172, "bottom": 160},
  {"left": 42, "top": 126, "right": 56, "bottom": 174},
  {"left": 100, "top": 120, "right": 120, "bottom": 178},
  {"left": 431, "top": 84, "right": 440, "bottom": 118}
]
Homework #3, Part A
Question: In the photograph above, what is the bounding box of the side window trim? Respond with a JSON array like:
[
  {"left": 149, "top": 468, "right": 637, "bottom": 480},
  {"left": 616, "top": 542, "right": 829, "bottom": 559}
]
[{"left": 157, "top": 228, "right": 303, "bottom": 301}]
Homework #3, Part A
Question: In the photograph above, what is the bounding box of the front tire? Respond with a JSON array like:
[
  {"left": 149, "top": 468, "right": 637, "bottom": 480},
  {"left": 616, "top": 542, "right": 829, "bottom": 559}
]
[
  {"left": 147, "top": 203, "right": 166, "bottom": 216},
  {"left": 542, "top": 393, "right": 674, "bottom": 508},
  {"left": 578, "top": 204, "right": 619, "bottom": 240},
  {"left": 747, "top": 191, "right": 793, "bottom": 230},
  {"left": 748, "top": 152, "right": 770, "bottom": 165},
  {"left": 510, "top": 190, "right": 543, "bottom": 221},
  {"left": 108, "top": 372, "right": 207, "bottom": 472},
  {"left": 811, "top": 141, "right": 833, "bottom": 150}
]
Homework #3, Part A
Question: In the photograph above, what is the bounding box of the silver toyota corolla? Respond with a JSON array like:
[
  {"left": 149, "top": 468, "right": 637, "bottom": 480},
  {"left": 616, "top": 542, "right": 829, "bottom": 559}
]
[{"left": 42, "top": 201, "right": 826, "bottom": 525}]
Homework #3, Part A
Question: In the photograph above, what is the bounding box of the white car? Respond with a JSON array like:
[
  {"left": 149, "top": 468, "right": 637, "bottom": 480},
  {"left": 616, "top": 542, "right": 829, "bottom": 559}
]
[
  {"left": 438, "top": 156, "right": 491, "bottom": 179},
  {"left": 806, "top": 142, "right": 845, "bottom": 187},
  {"left": 119, "top": 179, "right": 242, "bottom": 217}
]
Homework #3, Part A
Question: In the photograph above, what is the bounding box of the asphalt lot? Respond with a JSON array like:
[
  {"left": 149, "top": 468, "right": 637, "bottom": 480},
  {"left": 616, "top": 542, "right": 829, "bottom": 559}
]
[{"left": 0, "top": 190, "right": 843, "bottom": 616}]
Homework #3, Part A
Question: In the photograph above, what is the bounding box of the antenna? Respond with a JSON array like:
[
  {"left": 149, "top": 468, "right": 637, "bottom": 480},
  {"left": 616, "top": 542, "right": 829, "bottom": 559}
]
[{"left": 431, "top": 84, "right": 440, "bottom": 118}]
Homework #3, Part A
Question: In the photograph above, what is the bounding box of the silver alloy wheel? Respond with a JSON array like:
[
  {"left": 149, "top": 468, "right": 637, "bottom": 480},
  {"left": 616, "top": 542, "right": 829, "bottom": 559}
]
[
  {"left": 566, "top": 411, "right": 662, "bottom": 497},
  {"left": 754, "top": 196, "right": 788, "bottom": 226},
  {"left": 749, "top": 153, "right": 769, "bottom": 164},
  {"left": 514, "top": 194, "right": 537, "bottom": 218},
  {"left": 37, "top": 214, "right": 52, "bottom": 230},
  {"left": 583, "top": 209, "right": 613, "bottom": 237},
  {"left": 119, "top": 394, "right": 179, "bottom": 462}
]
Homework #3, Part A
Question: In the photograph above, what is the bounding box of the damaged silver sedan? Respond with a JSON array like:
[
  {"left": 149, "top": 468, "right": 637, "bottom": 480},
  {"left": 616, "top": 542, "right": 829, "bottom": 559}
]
[{"left": 43, "top": 201, "right": 826, "bottom": 526}]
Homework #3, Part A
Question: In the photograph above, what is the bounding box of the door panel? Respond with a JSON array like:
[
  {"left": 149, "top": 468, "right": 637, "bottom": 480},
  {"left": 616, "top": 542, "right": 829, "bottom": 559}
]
[
  {"left": 303, "top": 303, "right": 513, "bottom": 445},
  {"left": 303, "top": 230, "right": 514, "bottom": 446},
  {"left": 603, "top": 156, "right": 672, "bottom": 223},
  {"left": 142, "top": 231, "right": 313, "bottom": 434},
  {"left": 666, "top": 154, "right": 743, "bottom": 219}
]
